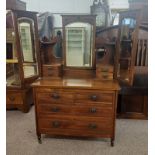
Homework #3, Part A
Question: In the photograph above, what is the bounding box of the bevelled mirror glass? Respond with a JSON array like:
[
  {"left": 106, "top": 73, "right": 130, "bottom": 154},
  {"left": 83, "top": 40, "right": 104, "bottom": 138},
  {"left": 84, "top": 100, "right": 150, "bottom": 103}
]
[{"left": 65, "top": 22, "right": 93, "bottom": 67}]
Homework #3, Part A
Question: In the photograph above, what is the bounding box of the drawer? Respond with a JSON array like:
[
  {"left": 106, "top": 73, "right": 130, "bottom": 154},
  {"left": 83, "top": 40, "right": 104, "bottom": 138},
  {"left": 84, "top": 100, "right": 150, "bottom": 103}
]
[
  {"left": 36, "top": 91, "right": 74, "bottom": 104},
  {"left": 7, "top": 92, "right": 22, "bottom": 105},
  {"left": 96, "top": 72, "right": 113, "bottom": 80},
  {"left": 43, "top": 65, "right": 62, "bottom": 77},
  {"left": 96, "top": 66, "right": 114, "bottom": 73},
  {"left": 37, "top": 104, "right": 113, "bottom": 117},
  {"left": 38, "top": 117, "right": 113, "bottom": 135},
  {"left": 75, "top": 92, "right": 113, "bottom": 103}
]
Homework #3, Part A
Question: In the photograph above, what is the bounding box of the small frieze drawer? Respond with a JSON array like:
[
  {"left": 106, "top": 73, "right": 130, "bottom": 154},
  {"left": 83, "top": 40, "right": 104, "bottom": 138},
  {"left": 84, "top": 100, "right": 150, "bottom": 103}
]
[
  {"left": 42, "top": 65, "right": 62, "bottom": 77},
  {"left": 96, "top": 72, "right": 113, "bottom": 80},
  {"left": 96, "top": 66, "right": 114, "bottom": 73}
]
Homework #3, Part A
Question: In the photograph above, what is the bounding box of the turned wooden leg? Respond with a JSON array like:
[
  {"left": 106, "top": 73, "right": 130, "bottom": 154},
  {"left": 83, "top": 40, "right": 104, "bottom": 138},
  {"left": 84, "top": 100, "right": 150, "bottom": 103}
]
[
  {"left": 37, "top": 134, "right": 42, "bottom": 144},
  {"left": 111, "top": 138, "right": 114, "bottom": 147}
]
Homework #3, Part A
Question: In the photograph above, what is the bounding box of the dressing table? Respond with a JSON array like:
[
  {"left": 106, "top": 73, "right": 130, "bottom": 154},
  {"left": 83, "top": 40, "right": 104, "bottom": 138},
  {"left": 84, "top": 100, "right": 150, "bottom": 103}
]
[{"left": 32, "top": 15, "right": 120, "bottom": 146}]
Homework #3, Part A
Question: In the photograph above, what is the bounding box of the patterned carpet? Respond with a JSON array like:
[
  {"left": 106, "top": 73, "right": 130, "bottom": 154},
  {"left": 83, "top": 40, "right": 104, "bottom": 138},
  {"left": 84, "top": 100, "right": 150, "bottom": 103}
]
[{"left": 6, "top": 106, "right": 148, "bottom": 155}]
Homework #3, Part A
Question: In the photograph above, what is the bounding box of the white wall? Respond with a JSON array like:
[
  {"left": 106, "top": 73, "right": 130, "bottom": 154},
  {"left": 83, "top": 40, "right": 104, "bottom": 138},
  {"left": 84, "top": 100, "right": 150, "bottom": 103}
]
[
  {"left": 22, "top": 0, "right": 129, "bottom": 27},
  {"left": 22, "top": 0, "right": 129, "bottom": 13}
]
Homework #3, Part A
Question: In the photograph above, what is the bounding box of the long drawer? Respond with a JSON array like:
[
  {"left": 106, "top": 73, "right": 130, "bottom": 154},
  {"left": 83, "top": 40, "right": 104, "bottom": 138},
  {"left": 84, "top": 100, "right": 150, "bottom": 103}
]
[
  {"left": 38, "top": 117, "right": 113, "bottom": 136},
  {"left": 37, "top": 103, "right": 113, "bottom": 117}
]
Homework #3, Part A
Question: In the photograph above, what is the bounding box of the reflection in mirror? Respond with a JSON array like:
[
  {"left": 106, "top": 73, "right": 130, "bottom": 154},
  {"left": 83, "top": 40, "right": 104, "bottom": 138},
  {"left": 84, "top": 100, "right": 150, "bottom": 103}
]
[
  {"left": 18, "top": 21, "right": 34, "bottom": 62},
  {"left": 53, "top": 30, "right": 63, "bottom": 58},
  {"left": 23, "top": 64, "right": 38, "bottom": 78},
  {"left": 117, "top": 18, "right": 136, "bottom": 82},
  {"left": 121, "top": 18, "right": 136, "bottom": 40},
  {"left": 65, "top": 22, "right": 93, "bottom": 67},
  {"left": 6, "top": 10, "right": 21, "bottom": 86},
  {"left": 6, "top": 63, "right": 21, "bottom": 86}
]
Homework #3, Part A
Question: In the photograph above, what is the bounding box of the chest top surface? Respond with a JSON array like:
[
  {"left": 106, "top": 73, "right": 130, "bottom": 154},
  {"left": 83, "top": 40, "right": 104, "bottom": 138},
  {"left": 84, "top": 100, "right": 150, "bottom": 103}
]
[{"left": 32, "top": 78, "right": 120, "bottom": 91}]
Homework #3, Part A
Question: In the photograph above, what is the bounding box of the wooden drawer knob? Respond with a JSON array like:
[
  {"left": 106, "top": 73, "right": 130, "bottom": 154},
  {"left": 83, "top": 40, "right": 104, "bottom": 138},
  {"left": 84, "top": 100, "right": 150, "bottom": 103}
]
[
  {"left": 88, "top": 123, "right": 97, "bottom": 129},
  {"left": 51, "top": 93, "right": 60, "bottom": 99},
  {"left": 52, "top": 121, "right": 61, "bottom": 128},
  {"left": 51, "top": 107, "right": 60, "bottom": 112},
  {"left": 90, "top": 108, "right": 97, "bottom": 113},
  {"left": 90, "top": 95, "right": 97, "bottom": 101}
]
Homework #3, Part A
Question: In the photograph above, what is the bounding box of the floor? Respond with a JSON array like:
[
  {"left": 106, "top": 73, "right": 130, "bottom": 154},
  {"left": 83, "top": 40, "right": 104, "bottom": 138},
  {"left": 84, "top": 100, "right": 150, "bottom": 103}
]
[{"left": 6, "top": 106, "right": 148, "bottom": 155}]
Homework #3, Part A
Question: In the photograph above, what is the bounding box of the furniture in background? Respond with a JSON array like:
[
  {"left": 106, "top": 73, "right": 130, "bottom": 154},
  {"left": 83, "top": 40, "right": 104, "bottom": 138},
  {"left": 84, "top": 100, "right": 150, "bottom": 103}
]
[
  {"left": 115, "top": 7, "right": 148, "bottom": 119},
  {"left": 6, "top": 0, "right": 26, "bottom": 11},
  {"left": 90, "top": 0, "right": 111, "bottom": 28},
  {"left": 32, "top": 15, "right": 120, "bottom": 146},
  {"left": 95, "top": 5, "right": 148, "bottom": 119},
  {"left": 117, "top": 24, "right": 148, "bottom": 119},
  {"left": 6, "top": 10, "right": 41, "bottom": 112}
]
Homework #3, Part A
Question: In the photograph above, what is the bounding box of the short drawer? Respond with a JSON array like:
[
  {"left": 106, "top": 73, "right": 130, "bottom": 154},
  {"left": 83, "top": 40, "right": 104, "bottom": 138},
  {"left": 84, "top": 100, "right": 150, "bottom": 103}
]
[
  {"left": 96, "top": 66, "right": 114, "bottom": 73},
  {"left": 7, "top": 92, "right": 22, "bottom": 105},
  {"left": 42, "top": 65, "right": 62, "bottom": 77},
  {"left": 75, "top": 92, "right": 113, "bottom": 103},
  {"left": 36, "top": 91, "right": 74, "bottom": 104},
  {"left": 37, "top": 104, "right": 113, "bottom": 117},
  {"left": 96, "top": 72, "right": 113, "bottom": 80},
  {"left": 38, "top": 117, "right": 113, "bottom": 135}
]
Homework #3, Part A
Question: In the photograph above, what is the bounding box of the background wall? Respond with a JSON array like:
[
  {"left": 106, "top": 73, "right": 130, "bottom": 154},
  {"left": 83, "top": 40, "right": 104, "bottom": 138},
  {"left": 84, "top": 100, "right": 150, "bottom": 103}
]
[
  {"left": 22, "top": 0, "right": 129, "bottom": 27},
  {"left": 22, "top": 0, "right": 129, "bottom": 13}
]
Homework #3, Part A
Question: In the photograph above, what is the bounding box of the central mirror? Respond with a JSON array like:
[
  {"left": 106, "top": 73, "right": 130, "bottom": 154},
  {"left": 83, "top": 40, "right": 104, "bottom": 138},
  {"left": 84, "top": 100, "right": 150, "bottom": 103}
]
[
  {"left": 65, "top": 22, "right": 93, "bottom": 67},
  {"left": 62, "top": 14, "right": 96, "bottom": 70}
]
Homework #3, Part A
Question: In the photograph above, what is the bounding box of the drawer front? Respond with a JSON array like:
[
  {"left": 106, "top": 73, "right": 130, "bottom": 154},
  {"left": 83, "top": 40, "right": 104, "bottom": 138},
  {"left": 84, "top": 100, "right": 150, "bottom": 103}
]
[
  {"left": 43, "top": 68, "right": 60, "bottom": 77},
  {"left": 43, "top": 66, "right": 62, "bottom": 77},
  {"left": 96, "top": 72, "right": 113, "bottom": 80},
  {"left": 75, "top": 92, "right": 113, "bottom": 103},
  {"left": 38, "top": 117, "right": 113, "bottom": 135},
  {"left": 36, "top": 91, "right": 74, "bottom": 104},
  {"left": 96, "top": 66, "right": 114, "bottom": 73},
  {"left": 7, "top": 92, "right": 22, "bottom": 105},
  {"left": 37, "top": 104, "right": 113, "bottom": 117}
]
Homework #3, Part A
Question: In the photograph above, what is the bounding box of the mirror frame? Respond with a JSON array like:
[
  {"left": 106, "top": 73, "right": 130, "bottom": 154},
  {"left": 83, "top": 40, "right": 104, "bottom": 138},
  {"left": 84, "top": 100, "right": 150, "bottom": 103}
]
[{"left": 62, "top": 15, "right": 96, "bottom": 70}]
